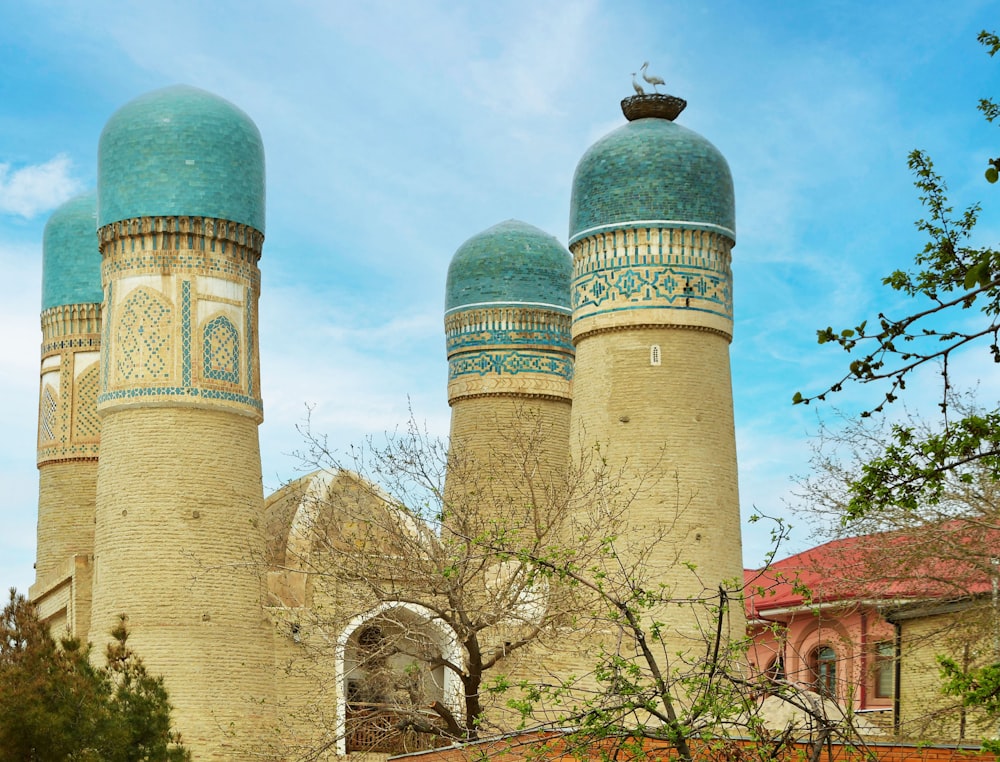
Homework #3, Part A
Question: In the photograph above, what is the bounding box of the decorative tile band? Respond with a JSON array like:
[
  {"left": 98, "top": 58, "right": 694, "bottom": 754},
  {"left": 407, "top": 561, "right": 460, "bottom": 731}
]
[
  {"left": 449, "top": 350, "right": 574, "bottom": 380},
  {"left": 445, "top": 307, "right": 574, "bottom": 355},
  {"left": 41, "top": 303, "right": 102, "bottom": 343},
  {"left": 99, "top": 215, "right": 262, "bottom": 288},
  {"left": 569, "top": 219, "right": 735, "bottom": 247},
  {"left": 99, "top": 216, "right": 263, "bottom": 421},
  {"left": 245, "top": 287, "right": 255, "bottom": 397},
  {"left": 97, "top": 386, "right": 262, "bottom": 413},
  {"left": 37, "top": 442, "right": 100, "bottom": 464},
  {"left": 571, "top": 227, "right": 733, "bottom": 332},
  {"left": 181, "top": 280, "right": 192, "bottom": 387},
  {"left": 41, "top": 335, "right": 100, "bottom": 357}
]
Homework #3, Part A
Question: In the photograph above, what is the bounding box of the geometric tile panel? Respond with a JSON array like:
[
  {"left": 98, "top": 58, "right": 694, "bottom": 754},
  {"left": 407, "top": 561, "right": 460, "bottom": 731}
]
[
  {"left": 116, "top": 287, "right": 172, "bottom": 382},
  {"left": 203, "top": 315, "right": 240, "bottom": 385},
  {"left": 73, "top": 363, "right": 101, "bottom": 441},
  {"left": 39, "top": 385, "right": 57, "bottom": 443},
  {"left": 572, "top": 227, "right": 733, "bottom": 321},
  {"left": 181, "top": 280, "right": 192, "bottom": 386},
  {"left": 449, "top": 350, "right": 574, "bottom": 381}
]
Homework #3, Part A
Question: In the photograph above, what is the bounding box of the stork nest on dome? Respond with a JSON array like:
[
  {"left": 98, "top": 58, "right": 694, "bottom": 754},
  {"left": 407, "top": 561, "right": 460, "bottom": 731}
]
[{"left": 621, "top": 94, "right": 687, "bottom": 122}]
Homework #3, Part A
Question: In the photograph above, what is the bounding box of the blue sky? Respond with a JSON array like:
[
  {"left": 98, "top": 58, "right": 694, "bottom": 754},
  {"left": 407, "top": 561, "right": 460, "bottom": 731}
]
[{"left": 1, "top": 0, "right": 997, "bottom": 595}]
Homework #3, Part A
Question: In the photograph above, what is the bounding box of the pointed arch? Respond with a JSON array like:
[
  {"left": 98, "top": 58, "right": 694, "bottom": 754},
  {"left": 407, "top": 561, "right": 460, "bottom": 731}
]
[
  {"left": 115, "top": 287, "right": 173, "bottom": 383},
  {"left": 334, "top": 602, "right": 463, "bottom": 755},
  {"left": 202, "top": 313, "right": 240, "bottom": 385}
]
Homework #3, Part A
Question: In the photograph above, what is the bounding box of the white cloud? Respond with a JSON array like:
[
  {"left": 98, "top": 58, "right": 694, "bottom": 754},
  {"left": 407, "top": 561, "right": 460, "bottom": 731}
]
[{"left": 0, "top": 155, "right": 82, "bottom": 218}]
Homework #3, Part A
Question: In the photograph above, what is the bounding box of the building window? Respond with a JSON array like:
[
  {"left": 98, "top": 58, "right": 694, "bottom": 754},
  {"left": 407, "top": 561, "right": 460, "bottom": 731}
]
[
  {"left": 811, "top": 645, "right": 837, "bottom": 698},
  {"left": 764, "top": 656, "right": 785, "bottom": 682},
  {"left": 874, "top": 641, "right": 894, "bottom": 699},
  {"left": 650, "top": 345, "right": 661, "bottom": 366}
]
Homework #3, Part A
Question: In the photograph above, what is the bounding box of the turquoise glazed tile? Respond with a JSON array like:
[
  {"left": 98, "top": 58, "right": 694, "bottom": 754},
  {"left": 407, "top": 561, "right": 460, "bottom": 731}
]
[
  {"left": 41, "top": 191, "right": 102, "bottom": 310},
  {"left": 98, "top": 85, "right": 265, "bottom": 232},
  {"left": 569, "top": 118, "right": 735, "bottom": 244},
  {"left": 445, "top": 220, "right": 572, "bottom": 313}
]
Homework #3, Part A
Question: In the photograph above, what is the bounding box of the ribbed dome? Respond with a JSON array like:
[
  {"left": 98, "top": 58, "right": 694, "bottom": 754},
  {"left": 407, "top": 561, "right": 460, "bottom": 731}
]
[
  {"left": 445, "top": 220, "right": 571, "bottom": 314},
  {"left": 569, "top": 117, "right": 734, "bottom": 245},
  {"left": 98, "top": 85, "right": 265, "bottom": 232},
  {"left": 41, "top": 190, "right": 102, "bottom": 311}
]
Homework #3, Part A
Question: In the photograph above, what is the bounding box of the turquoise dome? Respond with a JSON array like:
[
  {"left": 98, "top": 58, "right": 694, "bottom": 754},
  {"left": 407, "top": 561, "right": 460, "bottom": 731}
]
[
  {"left": 42, "top": 190, "right": 102, "bottom": 311},
  {"left": 569, "top": 117, "right": 734, "bottom": 244},
  {"left": 446, "top": 220, "right": 571, "bottom": 314},
  {"left": 98, "top": 85, "right": 265, "bottom": 232}
]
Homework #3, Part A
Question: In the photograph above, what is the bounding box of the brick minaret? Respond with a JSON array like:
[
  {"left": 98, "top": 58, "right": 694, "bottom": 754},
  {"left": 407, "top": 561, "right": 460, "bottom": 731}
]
[
  {"left": 567, "top": 94, "right": 744, "bottom": 650},
  {"left": 31, "top": 190, "right": 102, "bottom": 639},
  {"left": 444, "top": 220, "right": 574, "bottom": 517},
  {"left": 89, "top": 85, "right": 275, "bottom": 759}
]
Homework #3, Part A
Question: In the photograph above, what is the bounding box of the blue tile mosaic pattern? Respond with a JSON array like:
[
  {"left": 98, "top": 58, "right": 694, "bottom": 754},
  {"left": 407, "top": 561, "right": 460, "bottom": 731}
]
[
  {"left": 203, "top": 315, "right": 240, "bottom": 385},
  {"left": 445, "top": 220, "right": 572, "bottom": 313},
  {"left": 568, "top": 118, "right": 735, "bottom": 245},
  {"left": 41, "top": 191, "right": 102, "bottom": 310},
  {"left": 446, "top": 325, "right": 575, "bottom": 355},
  {"left": 98, "top": 85, "right": 265, "bottom": 232},
  {"left": 449, "top": 350, "right": 574, "bottom": 381}
]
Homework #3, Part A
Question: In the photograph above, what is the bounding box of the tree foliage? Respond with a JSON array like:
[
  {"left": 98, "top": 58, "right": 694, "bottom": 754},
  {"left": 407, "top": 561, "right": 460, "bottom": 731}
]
[
  {"left": 273, "top": 409, "right": 593, "bottom": 755},
  {"left": 794, "top": 31, "right": 1000, "bottom": 520},
  {"left": 275, "top": 408, "right": 870, "bottom": 761},
  {"left": 0, "top": 589, "right": 190, "bottom": 762},
  {"left": 492, "top": 508, "right": 871, "bottom": 762}
]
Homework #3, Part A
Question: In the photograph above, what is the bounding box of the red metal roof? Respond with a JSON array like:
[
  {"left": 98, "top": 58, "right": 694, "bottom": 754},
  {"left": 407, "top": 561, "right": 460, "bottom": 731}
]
[{"left": 744, "top": 523, "right": 996, "bottom": 619}]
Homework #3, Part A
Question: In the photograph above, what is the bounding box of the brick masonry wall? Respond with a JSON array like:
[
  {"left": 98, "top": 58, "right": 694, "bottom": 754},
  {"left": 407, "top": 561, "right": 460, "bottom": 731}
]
[
  {"left": 405, "top": 732, "right": 999, "bottom": 762},
  {"left": 446, "top": 395, "right": 572, "bottom": 515},
  {"left": 91, "top": 407, "right": 275, "bottom": 760},
  {"left": 897, "top": 608, "right": 994, "bottom": 743},
  {"left": 569, "top": 324, "right": 744, "bottom": 649},
  {"left": 34, "top": 460, "right": 97, "bottom": 589}
]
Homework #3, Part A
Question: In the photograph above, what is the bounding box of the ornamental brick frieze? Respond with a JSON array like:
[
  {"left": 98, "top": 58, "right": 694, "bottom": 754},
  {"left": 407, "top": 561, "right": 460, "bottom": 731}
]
[
  {"left": 444, "top": 307, "right": 573, "bottom": 355},
  {"left": 572, "top": 226, "right": 732, "bottom": 271},
  {"left": 97, "top": 257, "right": 262, "bottom": 421},
  {"left": 37, "top": 347, "right": 101, "bottom": 465},
  {"left": 449, "top": 349, "right": 574, "bottom": 380},
  {"left": 40, "top": 303, "right": 102, "bottom": 343},
  {"left": 447, "top": 365, "right": 572, "bottom": 403},
  {"left": 571, "top": 226, "right": 733, "bottom": 337},
  {"left": 99, "top": 216, "right": 262, "bottom": 289}
]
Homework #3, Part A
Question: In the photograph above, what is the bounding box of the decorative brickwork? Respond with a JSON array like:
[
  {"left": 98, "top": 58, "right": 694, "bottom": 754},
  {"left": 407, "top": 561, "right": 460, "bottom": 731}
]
[
  {"left": 571, "top": 226, "right": 733, "bottom": 341},
  {"left": 37, "top": 303, "right": 102, "bottom": 465},
  {"left": 446, "top": 308, "right": 574, "bottom": 403},
  {"left": 92, "top": 408, "right": 276, "bottom": 759},
  {"left": 97, "top": 215, "right": 263, "bottom": 420},
  {"left": 39, "top": 385, "right": 57, "bottom": 443},
  {"left": 115, "top": 287, "right": 172, "bottom": 382},
  {"left": 72, "top": 363, "right": 101, "bottom": 441},
  {"left": 203, "top": 314, "right": 240, "bottom": 385}
]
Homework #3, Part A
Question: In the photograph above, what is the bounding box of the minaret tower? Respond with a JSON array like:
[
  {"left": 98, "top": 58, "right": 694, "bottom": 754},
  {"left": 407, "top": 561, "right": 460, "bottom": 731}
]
[
  {"left": 31, "top": 190, "right": 102, "bottom": 639},
  {"left": 444, "top": 220, "right": 574, "bottom": 515},
  {"left": 90, "top": 86, "right": 275, "bottom": 759},
  {"left": 568, "top": 93, "right": 743, "bottom": 646}
]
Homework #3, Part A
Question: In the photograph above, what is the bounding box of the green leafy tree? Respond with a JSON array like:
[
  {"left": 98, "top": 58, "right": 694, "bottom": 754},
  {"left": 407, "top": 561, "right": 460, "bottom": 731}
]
[
  {"left": 0, "top": 589, "right": 190, "bottom": 762},
  {"left": 492, "top": 511, "right": 872, "bottom": 762},
  {"left": 794, "top": 31, "right": 1000, "bottom": 521}
]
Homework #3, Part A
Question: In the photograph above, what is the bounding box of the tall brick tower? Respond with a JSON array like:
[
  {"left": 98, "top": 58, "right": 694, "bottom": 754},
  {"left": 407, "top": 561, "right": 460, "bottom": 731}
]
[
  {"left": 567, "top": 94, "right": 743, "bottom": 648},
  {"left": 30, "top": 190, "right": 102, "bottom": 638},
  {"left": 90, "top": 85, "right": 275, "bottom": 759},
  {"left": 444, "top": 220, "right": 574, "bottom": 517}
]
